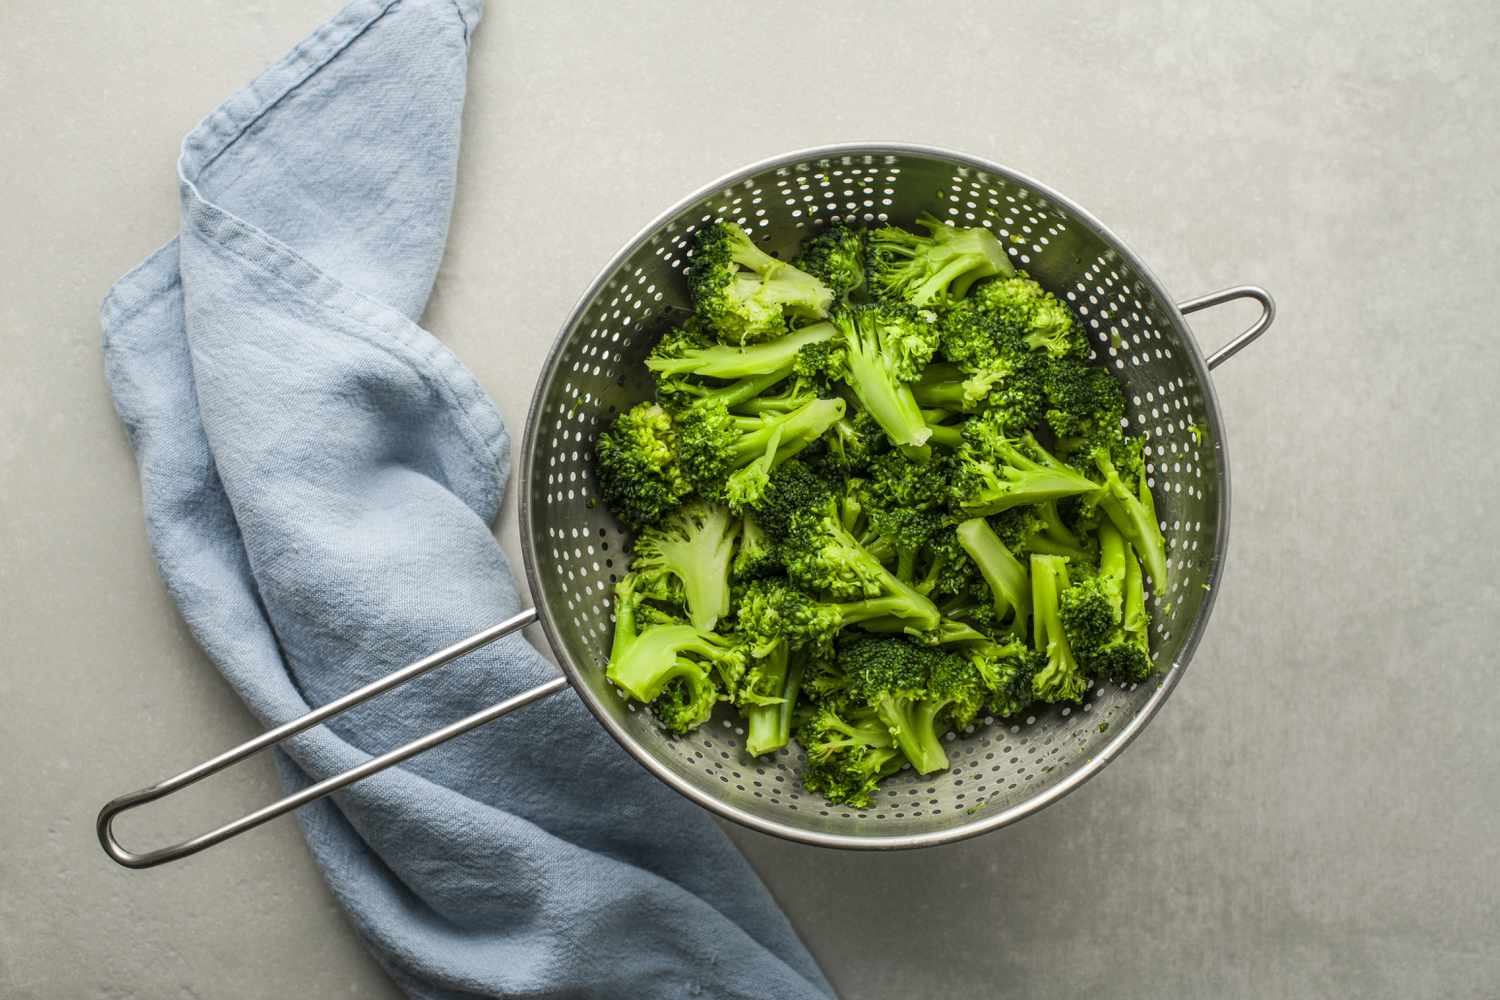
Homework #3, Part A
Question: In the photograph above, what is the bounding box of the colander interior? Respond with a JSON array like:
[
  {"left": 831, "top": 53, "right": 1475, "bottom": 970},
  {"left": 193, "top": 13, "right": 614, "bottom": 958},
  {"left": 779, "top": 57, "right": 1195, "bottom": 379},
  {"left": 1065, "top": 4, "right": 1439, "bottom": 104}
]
[{"left": 520, "top": 145, "right": 1226, "bottom": 848}]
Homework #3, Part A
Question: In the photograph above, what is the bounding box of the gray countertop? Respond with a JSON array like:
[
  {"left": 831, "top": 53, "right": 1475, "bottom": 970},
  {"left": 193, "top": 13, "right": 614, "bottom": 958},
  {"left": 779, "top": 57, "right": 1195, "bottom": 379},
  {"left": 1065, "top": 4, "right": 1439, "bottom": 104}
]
[{"left": 3, "top": 2, "right": 1498, "bottom": 997}]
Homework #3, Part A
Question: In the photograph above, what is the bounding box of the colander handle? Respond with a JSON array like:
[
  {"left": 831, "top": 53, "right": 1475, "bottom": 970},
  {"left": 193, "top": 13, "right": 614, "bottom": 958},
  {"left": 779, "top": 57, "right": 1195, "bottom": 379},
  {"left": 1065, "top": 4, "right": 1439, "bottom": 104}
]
[
  {"left": 1177, "top": 285, "right": 1276, "bottom": 370},
  {"left": 96, "top": 607, "right": 569, "bottom": 869}
]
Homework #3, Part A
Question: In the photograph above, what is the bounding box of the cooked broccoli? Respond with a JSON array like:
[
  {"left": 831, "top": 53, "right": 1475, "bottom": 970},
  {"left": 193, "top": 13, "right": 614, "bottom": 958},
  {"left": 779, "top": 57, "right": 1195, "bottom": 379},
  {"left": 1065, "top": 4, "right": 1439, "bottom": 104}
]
[
  {"left": 840, "top": 635, "right": 983, "bottom": 775},
  {"left": 594, "top": 214, "right": 1167, "bottom": 806},
  {"left": 595, "top": 402, "right": 691, "bottom": 532},
  {"left": 677, "top": 396, "right": 846, "bottom": 508},
  {"left": 793, "top": 224, "right": 865, "bottom": 301},
  {"left": 630, "top": 501, "right": 738, "bottom": 630},
  {"left": 1029, "top": 554, "right": 1088, "bottom": 703},
  {"left": 832, "top": 303, "right": 941, "bottom": 448},
  {"left": 606, "top": 575, "right": 746, "bottom": 732},
  {"left": 688, "top": 222, "right": 833, "bottom": 343},
  {"left": 956, "top": 517, "right": 1032, "bottom": 636},
  {"left": 1059, "top": 522, "right": 1153, "bottom": 683},
  {"left": 797, "top": 703, "right": 903, "bottom": 807},
  {"left": 971, "top": 274, "right": 1087, "bottom": 359},
  {"left": 951, "top": 423, "right": 1098, "bottom": 516},
  {"left": 867, "top": 214, "right": 1013, "bottom": 307}
]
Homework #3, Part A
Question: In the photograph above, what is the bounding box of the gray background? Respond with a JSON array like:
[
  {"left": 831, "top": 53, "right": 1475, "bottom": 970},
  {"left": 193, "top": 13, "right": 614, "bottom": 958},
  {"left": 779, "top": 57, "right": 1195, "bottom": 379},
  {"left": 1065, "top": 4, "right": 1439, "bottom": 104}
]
[{"left": 2, "top": 1, "right": 1497, "bottom": 997}]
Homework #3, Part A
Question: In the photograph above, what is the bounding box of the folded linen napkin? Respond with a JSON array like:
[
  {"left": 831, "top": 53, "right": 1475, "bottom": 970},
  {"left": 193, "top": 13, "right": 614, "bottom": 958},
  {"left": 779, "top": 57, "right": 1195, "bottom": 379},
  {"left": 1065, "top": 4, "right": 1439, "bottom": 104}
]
[{"left": 100, "top": 2, "right": 832, "bottom": 997}]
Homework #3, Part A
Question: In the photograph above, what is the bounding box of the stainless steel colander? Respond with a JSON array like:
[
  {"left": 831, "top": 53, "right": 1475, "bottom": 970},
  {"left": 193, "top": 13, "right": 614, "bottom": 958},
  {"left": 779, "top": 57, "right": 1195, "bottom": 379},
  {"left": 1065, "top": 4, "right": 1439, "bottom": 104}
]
[{"left": 99, "top": 144, "right": 1273, "bottom": 865}]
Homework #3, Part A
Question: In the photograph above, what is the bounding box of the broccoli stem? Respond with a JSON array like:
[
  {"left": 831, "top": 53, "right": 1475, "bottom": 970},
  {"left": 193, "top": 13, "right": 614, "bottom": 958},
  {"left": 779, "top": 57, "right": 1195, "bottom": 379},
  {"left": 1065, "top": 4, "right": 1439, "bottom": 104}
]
[
  {"left": 745, "top": 650, "right": 804, "bottom": 757},
  {"left": 712, "top": 370, "right": 794, "bottom": 409},
  {"left": 1093, "top": 451, "right": 1168, "bottom": 591},
  {"left": 956, "top": 517, "right": 1032, "bottom": 636},
  {"left": 729, "top": 397, "right": 845, "bottom": 468},
  {"left": 841, "top": 317, "right": 931, "bottom": 448},
  {"left": 924, "top": 421, "right": 964, "bottom": 450},
  {"left": 874, "top": 697, "right": 948, "bottom": 774},
  {"left": 646, "top": 322, "right": 837, "bottom": 379},
  {"left": 911, "top": 363, "right": 969, "bottom": 408}
]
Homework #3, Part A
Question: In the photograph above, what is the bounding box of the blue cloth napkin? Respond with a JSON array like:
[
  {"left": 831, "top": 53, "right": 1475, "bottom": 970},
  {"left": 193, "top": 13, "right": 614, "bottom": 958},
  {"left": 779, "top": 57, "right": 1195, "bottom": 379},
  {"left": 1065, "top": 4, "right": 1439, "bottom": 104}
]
[{"left": 100, "top": 2, "right": 833, "bottom": 997}]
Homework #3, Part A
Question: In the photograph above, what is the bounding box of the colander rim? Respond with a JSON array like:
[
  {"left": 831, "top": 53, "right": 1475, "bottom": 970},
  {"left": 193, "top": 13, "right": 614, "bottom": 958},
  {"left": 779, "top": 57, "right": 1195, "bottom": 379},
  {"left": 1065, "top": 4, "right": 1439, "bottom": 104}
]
[{"left": 518, "top": 141, "right": 1230, "bottom": 850}]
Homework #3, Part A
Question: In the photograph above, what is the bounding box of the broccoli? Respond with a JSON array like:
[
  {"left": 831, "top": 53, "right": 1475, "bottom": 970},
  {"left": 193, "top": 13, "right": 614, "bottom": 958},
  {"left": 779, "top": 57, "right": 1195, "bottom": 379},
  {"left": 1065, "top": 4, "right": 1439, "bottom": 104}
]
[
  {"left": 840, "top": 635, "right": 983, "bottom": 775},
  {"left": 677, "top": 396, "right": 846, "bottom": 508},
  {"left": 951, "top": 423, "right": 1098, "bottom": 516},
  {"left": 594, "top": 402, "right": 691, "bottom": 532},
  {"left": 606, "top": 576, "right": 745, "bottom": 732},
  {"left": 797, "top": 703, "right": 903, "bottom": 807},
  {"left": 1088, "top": 439, "right": 1168, "bottom": 592},
  {"left": 630, "top": 501, "right": 737, "bottom": 630},
  {"left": 646, "top": 320, "right": 838, "bottom": 381},
  {"left": 688, "top": 222, "right": 833, "bottom": 343},
  {"left": 832, "top": 303, "right": 941, "bottom": 448},
  {"left": 594, "top": 215, "right": 1169, "bottom": 805},
  {"left": 731, "top": 514, "right": 780, "bottom": 581},
  {"left": 956, "top": 517, "right": 1032, "bottom": 637},
  {"left": 756, "top": 462, "right": 941, "bottom": 628},
  {"left": 793, "top": 224, "right": 865, "bottom": 301},
  {"left": 1059, "top": 522, "right": 1153, "bottom": 682},
  {"left": 971, "top": 274, "right": 1087, "bottom": 359},
  {"left": 867, "top": 214, "right": 1013, "bottom": 307},
  {"left": 1029, "top": 554, "right": 1088, "bottom": 703}
]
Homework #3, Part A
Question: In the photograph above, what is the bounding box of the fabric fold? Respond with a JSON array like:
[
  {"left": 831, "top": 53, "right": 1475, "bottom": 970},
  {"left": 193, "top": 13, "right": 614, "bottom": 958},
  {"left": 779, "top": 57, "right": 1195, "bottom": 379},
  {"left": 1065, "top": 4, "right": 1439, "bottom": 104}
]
[{"left": 101, "top": 1, "right": 832, "bottom": 997}]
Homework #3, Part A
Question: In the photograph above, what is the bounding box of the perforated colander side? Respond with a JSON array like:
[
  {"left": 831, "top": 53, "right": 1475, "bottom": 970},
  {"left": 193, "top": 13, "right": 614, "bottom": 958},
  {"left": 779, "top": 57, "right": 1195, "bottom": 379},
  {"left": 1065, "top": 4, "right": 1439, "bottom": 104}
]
[{"left": 518, "top": 144, "right": 1231, "bottom": 849}]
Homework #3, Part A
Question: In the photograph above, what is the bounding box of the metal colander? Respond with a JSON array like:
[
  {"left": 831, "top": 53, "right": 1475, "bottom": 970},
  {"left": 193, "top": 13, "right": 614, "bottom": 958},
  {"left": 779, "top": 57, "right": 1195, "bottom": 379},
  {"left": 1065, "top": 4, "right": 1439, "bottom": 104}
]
[{"left": 99, "top": 144, "right": 1273, "bottom": 866}]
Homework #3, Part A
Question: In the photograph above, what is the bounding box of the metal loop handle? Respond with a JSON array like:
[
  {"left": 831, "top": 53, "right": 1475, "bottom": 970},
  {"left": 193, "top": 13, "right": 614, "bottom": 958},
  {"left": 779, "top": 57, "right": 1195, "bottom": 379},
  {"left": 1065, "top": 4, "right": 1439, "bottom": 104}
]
[
  {"left": 97, "top": 607, "right": 568, "bottom": 869},
  {"left": 1177, "top": 285, "right": 1276, "bottom": 370}
]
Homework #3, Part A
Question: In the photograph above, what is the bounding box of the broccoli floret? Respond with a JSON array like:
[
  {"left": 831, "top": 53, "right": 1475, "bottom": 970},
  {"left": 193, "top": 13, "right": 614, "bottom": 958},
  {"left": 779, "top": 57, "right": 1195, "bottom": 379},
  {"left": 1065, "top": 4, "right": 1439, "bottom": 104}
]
[
  {"left": 966, "top": 637, "right": 1037, "bottom": 719},
  {"left": 594, "top": 402, "right": 691, "bottom": 533},
  {"left": 646, "top": 320, "right": 838, "bottom": 381},
  {"left": 629, "top": 501, "right": 737, "bottom": 630},
  {"left": 677, "top": 396, "right": 846, "bottom": 509},
  {"left": 1059, "top": 521, "right": 1152, "bottom": 683},
  {"left": 866, "top": 214, "right": 1013, "bottom": 307},
  {"left": 1088, "top": 440, "right": 1168, "bottom": 592},
  {"left": 816, "top": 410, "right": 888, "bottom": 476},
  {"left": 688, "top": 222, "right": 833, "bottom": 343},
  {"left": 732, "top": 515, "right": 780, "bottom": 581},
  {"left": 793, "top": 224, "right": 865, "bottom": 301},
  {"left": 931, "top": 302, "right": 1047, "bottom": 428},
  {"left": 971, "top": 274, "right": 1087, "bottom": 359},
  {"left": 797, "top": 703, "right": 903, "bottom": 807},
  {"left": 991, "top": 501, "right": 1094, "bottom": 563},
  {"left": 951, "top": 422, "right": 1099, "bottom": 516},
  {"left": 956, "top": 517, "right": 1032, "bottom": 637},
  {"left": 792, "top": 337, "right": 848, "bottom": 392},
  {"left": 755, "top": 463, "right": 941, "bottom": 628},
  {"left": 1042, "top": 357, "right": 1126, "bottom": 449},
  {"left": 736, "top": 642, "right": 808, "bottom": 757},
  {"left": 914, "top": 519, "right": 982, "bottom": 601},
  {"left": 832, "top": 303, "right": 941, "bottom": 448},
  {"left": 840, "top": 635, "right": 979, "bottom": 775},
  {"left": 606, "top": 576, "right": 745, "bottom": 732},
  {"left": 1030, "top": 554, "right": 1087, "bottom": 703}
]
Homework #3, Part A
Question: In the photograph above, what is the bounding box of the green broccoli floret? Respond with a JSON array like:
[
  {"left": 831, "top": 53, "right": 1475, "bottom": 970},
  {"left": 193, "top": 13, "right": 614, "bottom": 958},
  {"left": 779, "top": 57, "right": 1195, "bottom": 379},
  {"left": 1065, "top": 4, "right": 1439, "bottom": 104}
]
[
  {"left": 731, "top": 515, "right": 780, "bottom": 581},
  {"left": 797, "top": 703, "right": 903, "bottom": 807},
  {"left": 930, "top": 301, "right": 1047, "bottom": 428},
  {"left": 688, "top": 222, "right": 834, "bottom": 343},
  {"left": 629, "top": 500, "right": 737, "bottom": 630},
  {"left": 606, "top": 576, "right": 745, "bottom": 733},
  {"left": 1058, "top": 522, "right": 1152, "bottom": 683},
  {"left": 646, "top": 320, "right": 838, "bottom": 381},
  {"left": 866, "top": 214, "right": 1013, "bottom": 307},
  {"left": 841, "top": 635, "right": 979, "bottom": 775},
  {"left": 956, "top": 517, "right": 1032, "bottom": 637},
  {"left": 1030, "top": 554, "right": 1087, "bottom": 703},
  {"left": 967, "top": 637, "right": 1037, "bottom": 719},
  {"left": 755, "top": 463, "right": 941, "bottom": 628},
  {"left": 1087, "top": 438, "right": 1168, "bottom": 592},
  {"left": 951, "top": 422, "right": 1098, "bottom": 516},
  {"left": 793, "top": 224, "right": 865, "bottom": 301},
  {"left": 594, "top": 402, "right": 691, "bottom": 533},
  {"left": 677, "top": 396, "right": 846, "bottom": 509},
  {"left": 991, "top": 501, "right": 1094, "bottom": 563},
  {"left": 971, "top": 274, "right": 1087, "bottom": 359},
  {"left": 832, "top": 303, "right": 941, "bottom": 448},
  {"left": 817, "top": 410, "right": 888, "bottom": 476},
  {"left": 1042, "top": 357, "right": 1126, "bottom": 449},
  {"left": 735, "top": 642, "right": 808, "bottom": 757},
  {"left": 914, "top": 519, "right": 982, "bottom": 601}
]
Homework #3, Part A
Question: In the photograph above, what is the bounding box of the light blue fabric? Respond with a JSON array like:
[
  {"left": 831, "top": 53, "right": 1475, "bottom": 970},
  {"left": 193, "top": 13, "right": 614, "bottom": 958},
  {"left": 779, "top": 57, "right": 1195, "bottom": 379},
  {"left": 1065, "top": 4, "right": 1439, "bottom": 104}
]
[{"left": 99, "top": 2, "right": 833, "bottom": 997}]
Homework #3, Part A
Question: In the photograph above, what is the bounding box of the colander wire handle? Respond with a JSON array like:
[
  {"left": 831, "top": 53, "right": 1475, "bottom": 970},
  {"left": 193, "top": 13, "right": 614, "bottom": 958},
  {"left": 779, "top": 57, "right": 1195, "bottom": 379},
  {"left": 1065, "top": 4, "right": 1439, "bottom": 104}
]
[
  {"left": 1176, "top": 285, "right": 1276, "bottom": 369},
  {"left": 97, "top": 607, "right": 568, "bottom": 869}
]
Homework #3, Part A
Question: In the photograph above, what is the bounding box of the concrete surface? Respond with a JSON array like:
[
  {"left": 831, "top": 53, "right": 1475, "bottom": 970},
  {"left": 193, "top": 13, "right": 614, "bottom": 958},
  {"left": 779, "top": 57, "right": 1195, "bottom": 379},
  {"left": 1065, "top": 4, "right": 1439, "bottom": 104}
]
[{"left": 3, "top": 1, "right": 1498, "bottom": 997}]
